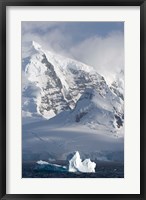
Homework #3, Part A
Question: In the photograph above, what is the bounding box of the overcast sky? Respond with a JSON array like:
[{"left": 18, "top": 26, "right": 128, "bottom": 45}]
[{"left": 22, "top": 21, "right": 124, "bottom": 82}]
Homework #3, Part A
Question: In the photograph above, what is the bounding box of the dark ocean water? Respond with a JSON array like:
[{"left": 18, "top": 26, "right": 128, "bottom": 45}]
[{"left": 22, "top": 161, "right": 124, "bottom": 178}]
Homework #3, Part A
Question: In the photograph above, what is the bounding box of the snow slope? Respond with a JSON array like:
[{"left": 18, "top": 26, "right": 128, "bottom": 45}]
[
  {"left": 65, "top": 88, "right": 124, "bottom": 131},
  {"left": 22, "top": 113, "right": 124, "bottom": 162}
]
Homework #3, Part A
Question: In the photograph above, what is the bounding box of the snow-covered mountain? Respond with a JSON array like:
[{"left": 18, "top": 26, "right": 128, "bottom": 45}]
[
  {"left": 22, "top": 41, "right": 124, "bottom": 131},
  {"left": 22, "top": 41, "right": 124, "bottom": 163}
]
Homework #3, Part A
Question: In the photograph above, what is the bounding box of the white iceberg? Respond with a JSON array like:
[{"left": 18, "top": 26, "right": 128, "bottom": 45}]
[
  {"left": 37, "top": 160, "right": 49, "bottom": 165},
  {"left": 36, "top": 160, "right": 67, "bottom": 172},
  {"left": 36, "top": 152, "right": 96, "bottom": 173},
  {"left": 69, "top": 151, "right": 96, "bottom": 173}
]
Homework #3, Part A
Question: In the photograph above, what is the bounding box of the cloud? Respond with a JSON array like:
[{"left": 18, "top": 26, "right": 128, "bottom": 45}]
[
  {"left": 69, "top": 31, "right": 124, "bottom": 84},
  {"left": 22, "top": 22, "right": 124, "bottom": 84},
  {"left": 22, "top": 21, "right": 60, "bottom": 34},
  {"left": 22, "top": 22, "right": 73, "bottom": 58}
]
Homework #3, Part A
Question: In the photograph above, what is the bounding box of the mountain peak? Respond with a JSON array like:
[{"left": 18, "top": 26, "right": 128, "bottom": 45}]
[
  {"left": 23, "top": 40, "right": 124, "bottom": 126},
  {"left": 32, "top": 41, "right": 42, "bottom": 51}
]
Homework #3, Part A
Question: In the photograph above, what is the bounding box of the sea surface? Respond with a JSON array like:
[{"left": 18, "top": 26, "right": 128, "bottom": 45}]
[{"left": 22, "top": 161, "right": 124, "bottom": 178}]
